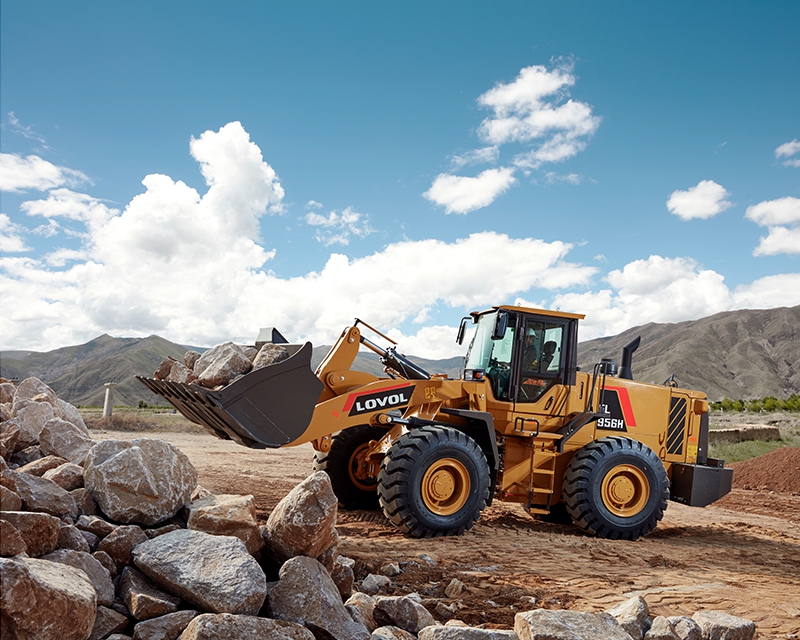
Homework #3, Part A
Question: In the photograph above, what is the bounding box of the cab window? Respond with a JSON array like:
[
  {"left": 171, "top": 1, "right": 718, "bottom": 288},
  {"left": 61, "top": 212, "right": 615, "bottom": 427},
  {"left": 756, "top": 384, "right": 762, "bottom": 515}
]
[{"left": 517, "top": 320, "right": 564, "bottom": 403}]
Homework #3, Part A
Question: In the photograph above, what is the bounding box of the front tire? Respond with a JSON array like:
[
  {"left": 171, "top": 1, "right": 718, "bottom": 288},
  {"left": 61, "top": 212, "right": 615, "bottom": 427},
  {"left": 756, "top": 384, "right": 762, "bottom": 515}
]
[
  {"left": 563, "top": 436, "right": 669, "bottom": 540},
  {"left": 377, "top": 426, "right": 490, "bottom": 537},
  {"left": 313, "top": 425, "right": 385, "bottom": 509}
]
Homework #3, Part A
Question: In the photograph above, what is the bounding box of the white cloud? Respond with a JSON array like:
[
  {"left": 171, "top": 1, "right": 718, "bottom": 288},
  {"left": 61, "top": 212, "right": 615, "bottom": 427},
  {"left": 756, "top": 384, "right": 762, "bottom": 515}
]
[
  {"left": 544, "top": 172, "right": 581, "bottom": 185},
  {"left": 21, "top": 188, "right": 118, "bottom": 231},
  {"left": 0, "top": 154, "right": 91, "bottom": 192},
  {"left": 4, "top": 112, "right": 47, "bottom": 146},
  {"left": 666, "top": 180, "right": 732, "bottom": 220},
  {"left": 306, "top": 200, "right": 323, "bottom": 209},
  {"left": 477, "top": 59, "right": 600, "bottom": 168},
  {"left": 450, "top": 146, "right": 499, "bottom": 169},
  {"left": 775, "top": 139, "right": 800, "bottom": 167},
  {"left": 746, "top": 196, "right": 800, "bottom": 256},
  {"left": 304, "top": 206, "right": 373, "bottom": 246},
  {"left": 423, "top": 167, "right": 516, "bottom": 214},
  {"left": 0, "top": 214, "right": 31, "bottom": 252}
]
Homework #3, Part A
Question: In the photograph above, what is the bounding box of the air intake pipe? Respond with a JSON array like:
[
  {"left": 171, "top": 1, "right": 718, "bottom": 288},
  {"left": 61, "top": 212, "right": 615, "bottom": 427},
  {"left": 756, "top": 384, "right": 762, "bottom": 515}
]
[{"left": 618, "top": 336, "right": 641, "bottom": 380}]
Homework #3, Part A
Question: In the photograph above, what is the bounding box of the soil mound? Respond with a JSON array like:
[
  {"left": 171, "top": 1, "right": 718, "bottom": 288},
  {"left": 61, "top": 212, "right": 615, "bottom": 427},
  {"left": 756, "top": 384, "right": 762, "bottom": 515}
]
[{"left": 729, "top": 446, "right": 800, "bottom": 492}]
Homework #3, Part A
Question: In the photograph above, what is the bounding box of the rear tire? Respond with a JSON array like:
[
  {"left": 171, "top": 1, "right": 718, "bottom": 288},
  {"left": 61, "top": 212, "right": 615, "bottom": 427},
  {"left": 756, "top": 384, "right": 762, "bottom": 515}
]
[
  {"left": 377, "top": 426, "right": 490, "bottom": 537},
  {"left": 563, "top": 436, "right": 669, "bottom": 540},
  {"left": 313, "top": 425, "right": 384, "bottom": 510}
]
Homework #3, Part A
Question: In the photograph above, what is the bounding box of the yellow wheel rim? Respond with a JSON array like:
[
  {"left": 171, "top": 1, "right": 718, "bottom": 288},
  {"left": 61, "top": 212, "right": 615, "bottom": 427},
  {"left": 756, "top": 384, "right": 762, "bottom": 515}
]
[
  {"left": 601, "top": 464, "right": 650, "bottom": 517},
  {"left": 421, "top": 458, "right": 470, "bottom": 516},
  {"left": 349, "top": 443, "right": 377, "bottom": 491}
]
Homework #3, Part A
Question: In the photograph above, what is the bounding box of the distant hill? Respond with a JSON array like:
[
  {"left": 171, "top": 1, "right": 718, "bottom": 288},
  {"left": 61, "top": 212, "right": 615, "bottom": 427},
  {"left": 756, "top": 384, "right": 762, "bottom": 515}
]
[
  {"left": 1, "top": 305, "right": 797, "bottom": 405},
  {"left": 577, "top": 305, "right": 800, "bottom": 401}
]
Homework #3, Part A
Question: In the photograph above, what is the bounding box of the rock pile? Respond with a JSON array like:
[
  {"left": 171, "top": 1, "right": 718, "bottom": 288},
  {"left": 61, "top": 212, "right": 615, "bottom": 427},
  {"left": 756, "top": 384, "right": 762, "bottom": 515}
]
[
  {"left": 1, "top": 377, "right": 757, "bottom": 640},
  {"left": 153, "top": 342, "right": 290, "bottom": 389}
]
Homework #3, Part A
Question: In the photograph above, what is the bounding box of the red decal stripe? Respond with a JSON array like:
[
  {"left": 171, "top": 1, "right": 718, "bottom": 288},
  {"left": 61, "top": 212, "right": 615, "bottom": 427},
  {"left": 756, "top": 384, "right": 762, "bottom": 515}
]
[
  {"left": 342, "top": 382, "right": 414, "bottom": 412},
  {"left": 605, "top": 386, "right": 637, "bottom": 427}
]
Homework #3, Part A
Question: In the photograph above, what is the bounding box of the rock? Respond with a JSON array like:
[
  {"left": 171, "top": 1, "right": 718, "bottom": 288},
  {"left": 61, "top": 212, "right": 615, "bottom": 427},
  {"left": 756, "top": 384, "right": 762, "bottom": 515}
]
[
  {"left": 7, "top": 469, "right": 77, "bottom": 517},
  {"left": 186, "top": 493, "right": 263, "bottom": 555},
  {"left": 81, "top": 529, "right": 101, "bottom": 550},
  {"left": 193, "top": 343, "right": 252, "bottom": 388},
  {"left": 166, "top": 360, "right": 197, "bottom": 384},
  {"left": 0, "top": 420, "right": 21, "bottom": 456},
  {"left": 97, "top": 524, "right": 149, "bottom": 571},
  {"left": 132, "top": 610, "right": 199, "bottom": 640},
  {"left": 184, "top": 351, "right": 201, "bottom": 370},
  {"left": 380, "top": 561, "right": 402, "bottom": 577},
  {"left": 263, "top": 471, "right": 338, "bottom": 568},
  {"left": 78, "top": 514, "right": 118, "bottom": 538},
  {"left": 374, "top": 595, "right": 437, "bottom": 634},
  {"left": 120, "top": 565, "right": 182, "bottom": 621},
  {"left": 606, "top": 596, "right": 650, "bottom": 640},
  {"left": 419, "top": 627, "right": 519, "bottom": 639},
  {"left": 71, "top": 487, "right": 100, "bottom": 515},
  {"left": 0, "top": 381, "right": 15, "bottom": 404},
  {"left": 0, "top": 484, "right": 22, "bottom": 510},
  {"left": 84, "top": 438, "right": 197, "bottom": 526},
  {"left": 43, "top": 548, "right": 115, "bottom": 606},
  {"left": 0, "top": 510, "right": 61, "bottom": 556},
  {"left": 515, "top": 609, "right": 632, "bottom": 640},
  {"left": 645, "top": 616, "right": 680, "bottom": 640},
  {"left": 362, "top": 573, "right": 392, "bottom": 595},
  {"left": 667, "top": 616, "right": 702, "bottom": 640},
  {"left": 145, "top": 523, "right": 183, "bottom": 539},
  {"left": 0, "top": 518, "right": 27, "bottom": 555},
  {"left": 269, "top": 555, "right": 371, "bottom": 640},
  {"left": 10, "top": 443, "right": 45, "bottom": 466},
  {"left": 40, "top": 418, "right": 95, "bottom": 464},
  {"left": 0, "top": 555, "right": 97, "bottom": 640},
  {"left": 44, "top": 461, "right": 85, "bottom": 490},
  {"left": 445, "top": 578, "right": 465, "bottom": 598},
  {"left": 89, "top": 606, "right": 130, "bottom": 640},
  {"left": 435, "top": 602, "right": 457, "bottom": 619},
  {"left": 691, "top": 611, "right": 756, "bottom": 640},
  {"left": 57, "top": 398, "right": 90, "bottom": 434},
  {"left": 15, "top": 377, "right": 58, "bottom": 405},
  {"left": 177, "top": 613, "right": 315, "bottom": 640},
  {"left": 346, "top": 591, "right": 378, "bottom": 632},
  {"left": 372, "top": 626, "right": 419, "bottom": 640},
  {"left": 8, "top": 400, "right": 56, "bottom": 446},
  {"left": 58, "top": 524, "right": 92, "bottom": 553},
  {"left": 133, "top": 529, "right": 267, "bottom": 615},
  {"left": 251, "top": 344, "right": 289, "bottom": 370},
  {"left": 331, "top": 555, "right": 355, "bottom": 599},
  {"left": 93, "top": 550, "right": 117, "bottom": 577},
  {"left": 108, "top": 636, "right": 133, "bottom": 640},
  {"left": 17, "top": 454, "right": 69, "bottom": 476}
]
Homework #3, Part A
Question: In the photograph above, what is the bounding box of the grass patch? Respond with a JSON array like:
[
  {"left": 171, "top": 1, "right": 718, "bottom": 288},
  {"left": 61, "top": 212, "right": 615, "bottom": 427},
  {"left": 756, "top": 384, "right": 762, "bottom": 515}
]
[
  {"left": 709, "top": 438, "right": 800, "bottom": 463},
  {"left": 80, "top": 407, "right": 206, "bottom": 434}
]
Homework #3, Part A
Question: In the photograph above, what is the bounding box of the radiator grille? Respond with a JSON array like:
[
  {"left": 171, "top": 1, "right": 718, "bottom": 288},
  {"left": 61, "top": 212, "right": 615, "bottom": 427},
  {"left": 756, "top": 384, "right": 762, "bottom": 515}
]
[{"left": 667, "top": 396, "right": 687, "bottom": 455}]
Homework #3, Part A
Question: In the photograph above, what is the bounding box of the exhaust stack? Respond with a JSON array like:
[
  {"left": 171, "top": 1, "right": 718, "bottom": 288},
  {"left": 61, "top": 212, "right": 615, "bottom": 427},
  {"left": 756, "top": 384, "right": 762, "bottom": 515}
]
[{"left": 618, "top": 336, "right": 641, "bottom": 380}]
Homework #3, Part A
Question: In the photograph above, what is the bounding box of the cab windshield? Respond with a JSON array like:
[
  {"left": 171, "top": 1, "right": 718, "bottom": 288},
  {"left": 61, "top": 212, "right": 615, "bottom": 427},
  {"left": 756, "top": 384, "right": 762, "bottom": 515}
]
[{"left": 463, "top": 312, "right": 515, "bottom": 401}]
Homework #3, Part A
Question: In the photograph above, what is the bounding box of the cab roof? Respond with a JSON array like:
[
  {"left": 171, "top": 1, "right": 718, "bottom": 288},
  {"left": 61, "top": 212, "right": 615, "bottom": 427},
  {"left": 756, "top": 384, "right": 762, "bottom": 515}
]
[{"left": 470, "top": 305, "right": 585, "bottom": 321}]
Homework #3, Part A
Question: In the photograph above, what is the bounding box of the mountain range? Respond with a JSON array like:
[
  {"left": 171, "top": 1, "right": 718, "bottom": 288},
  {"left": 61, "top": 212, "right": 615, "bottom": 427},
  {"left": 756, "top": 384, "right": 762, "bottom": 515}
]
[{"left": 1, "top": 305, "right": 797, "bottom": 405}]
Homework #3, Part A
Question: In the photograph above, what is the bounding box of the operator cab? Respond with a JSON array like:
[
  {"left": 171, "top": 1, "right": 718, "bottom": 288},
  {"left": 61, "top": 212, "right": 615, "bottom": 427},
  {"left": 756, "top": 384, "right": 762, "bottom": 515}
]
[{"left": 459, "top": 306, "right": 582, "bottom": 405}]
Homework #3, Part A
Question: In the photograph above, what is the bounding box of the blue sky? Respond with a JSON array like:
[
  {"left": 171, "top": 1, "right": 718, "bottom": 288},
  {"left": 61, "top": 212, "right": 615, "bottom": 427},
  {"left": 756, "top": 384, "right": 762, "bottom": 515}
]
[{"left": 1, "top": 1, "right": 798, "bottom": 355}]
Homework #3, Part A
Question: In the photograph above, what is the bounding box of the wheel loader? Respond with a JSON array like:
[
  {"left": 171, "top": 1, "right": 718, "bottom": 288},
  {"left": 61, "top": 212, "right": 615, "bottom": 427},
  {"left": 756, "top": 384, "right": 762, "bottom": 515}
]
[{"left": 138, "top": 305, "right": 732, "bottom": 540}]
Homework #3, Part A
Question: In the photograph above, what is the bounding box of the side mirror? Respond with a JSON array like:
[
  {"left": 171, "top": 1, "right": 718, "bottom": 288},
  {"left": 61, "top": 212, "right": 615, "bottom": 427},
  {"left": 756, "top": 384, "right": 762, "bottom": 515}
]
[
  {"left": 456, "top": 317, "right": 470, "bottom": 345},
  {"left": 491, "top": 311, "right": 509, "bottom": 340}
]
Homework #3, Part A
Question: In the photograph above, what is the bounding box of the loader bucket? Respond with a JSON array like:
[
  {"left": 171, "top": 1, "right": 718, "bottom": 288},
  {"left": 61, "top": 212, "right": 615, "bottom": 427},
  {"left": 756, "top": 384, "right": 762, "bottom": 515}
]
[{"left": 136, "top": 342, "right": 324, "bottom": 449}]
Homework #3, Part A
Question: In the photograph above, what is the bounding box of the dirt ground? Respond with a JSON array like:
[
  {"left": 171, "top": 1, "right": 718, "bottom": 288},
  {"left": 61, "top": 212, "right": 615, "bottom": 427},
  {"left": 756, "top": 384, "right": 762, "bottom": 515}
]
[{"left": 93, "top": 427, "right": 800, "bottom": 640}]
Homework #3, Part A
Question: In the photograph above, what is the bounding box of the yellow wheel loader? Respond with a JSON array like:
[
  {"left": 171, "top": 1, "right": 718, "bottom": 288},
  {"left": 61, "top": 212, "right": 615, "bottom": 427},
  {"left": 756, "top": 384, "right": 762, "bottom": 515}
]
[{"left": 138, "top": 305, "right": 732, "bottom": 540}]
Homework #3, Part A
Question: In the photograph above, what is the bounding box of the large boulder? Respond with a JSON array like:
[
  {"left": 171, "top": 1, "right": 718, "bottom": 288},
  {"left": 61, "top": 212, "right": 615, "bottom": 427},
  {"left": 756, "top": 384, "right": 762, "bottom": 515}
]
[
  {"left": 133, "top": 529, "right": 267, "bottom": 615},
  {"left": 691, "top": 611, "right": 756, "bottom": 640},
  {"left": 0, "top": 555, "right": 97, "bottom": 640},
  {"left": 187, "top": 493, "right": 263, "bottom": 555},
  {"left": 419, "top": 627, "right": 519, "bottom": 639},
  {"left": 39, "top": 418, "right": 95, "bottom": 465},
  {"left": 0, "top": 510, "right": 61, "bottom": 556},
  {"left": 269, "top": 555, "right": 371, "bottom": 640},
  {"left": 262, "top": 471, "right": 339, "bottom": 569},
  {"left": 7, "top": 469, "right": 77, "bottom": 517},
  {"left": 177, "top": 613, "right": 315, "bottom": 640},
  {"left": 84, "top": 438, "right": 197, "bottom": 526},
  {"left": 56, "top": 398, "right": 89, "bottom": 434},
  {"left": 606, "top": 596, "right": 651, "bottom": 640},
  {"left": 0, "top": 382, "right": 15, "bottom": 404},
  {"left": 251, "top": 344, "right": 289, "bottom": 370},
  {"left": 14, "top": 377, "right": 58, "bottom": 405},
  {"left": 193, "top": 343, "right": 252, "bottom": 388},
  {"left": 43, "top": 549, "right": 115, "bottom": 607},
  {"left": 16, "top": 454, "right": 69, "bottom": 476},
  {"left": 515, "top": 609, "right": 632, "bottom": 640},
  {"left": 6, "top": 400, "right": 56, "bottom": 447}
]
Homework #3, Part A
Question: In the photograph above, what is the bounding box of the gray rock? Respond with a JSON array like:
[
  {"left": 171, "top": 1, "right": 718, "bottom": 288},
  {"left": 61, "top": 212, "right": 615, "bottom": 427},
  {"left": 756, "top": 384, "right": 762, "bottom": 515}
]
[
  {"left": 606, "top": 596, "right": 650, "bottom": 640},
  {"left": 193, "top": 343, "right": 252, "bottom": 388},
  {"left": 8, "top": 400, "right": 56, "bottom": 446},
  {"left": 177, "top": 613, "right": 315, "bottom": 640},
  {"left": 132, "top": 610, "right": 199, "bottom": 640},
  {"left": 81, "top": 529, "right": 101, "bottom": 550},
  {"left": 0, "top": 381, "right": 15, "bottom": 404},
  {"left": 667, "top": 616, "right": 702, "bottom": 640},
  {"left": 40, "top": 418, "right": 95, "bottom": 465},
  {"left": 43, "top": 548, "right": 115, "bottom": 606},
  {"left": 10, "top": 443, "right": 45, "bottom": 466},
  {"left": 120, "top": 565, "right": 182, "bottom": 621},
  {"left": 0, "top": 420, "right": 21, "bottom": 456},
  {"left": 72, "top": 487, "right": 100, "bottom": 515},
  {"left": 374, "top": 595, "right": 437, "bottom": 634},
  {"left": 186, "top": 493, "right": 263, "bottom": 555},
  {"left": 263, "top": 471, "right": 339, "bottom": 569},
  {"left": 166, "top": 360, "right": 197, "bottom": 384},
  {"left": 57, "top": 398, "right": 90, "bottom": 434},
  {"left": 97, "top": 524, "right": 149, "bottom": 571},
  {"left": 17, "top": 454, "right": 69, "bottom": 476},
  {"left": 133, "top": 528, "right": 267, "bottom": 615},
  {"left": 44, "top": 461, "right": 85, "bottom": 490},
  {"left": 89, "top": 605, "right": 130, "bottom": 640},
  {"left": 0, "top": 510, "right": 61, "bottom": 556},
  {"left": 372, "top": 626, "right": 419, "bottom": 640},
  {"left": 84, "top": 439, "right": 197, "bottom": 526},
  {"left": 346, "top": 591, "right": 378, "bottom": 632},
  {"left": 419, "top": 626, "right": 519, "bottom": 639},
  {"left": 362, "top": 572, "right": 392, "bottom": 595},
  {"left": 15, "top": 377, "right": 59, "bottom": 405},
  {"left": 1, "top": 518, "right": 27, "bottom": 556},
  {"left": 332, "top": 554, "right": 355, "bottom": 599},
  {"left": 145, "top": 523, "right": 183, "bottom": 539},
  {"left": 515, "top": 609, "right": 632, "bottom": 640},
  {"left": 7, "top": 468, "right": 77, "bottom": 517},
  {"left": 78, "top": 514, "right": 118, "bottom": 538},
  {"left": 57, "top": 524, "right": 93, "bottom": 552},
  {"left": 251, "top": 343, "right": 289, "bottom": 370},
  {"left": 691, "top": 611, "right": 756, "bottom": 640},
  {"left": 269, "top": 555, "right": 371, "bottom": 640},
  {"left": 380, "top": 562, "right": 402, "bottom": 577},
  {"left": 184, "top": 351, "right": 201, "bottom": 370},
  {"left": 0, "top": 555, "right": 97, "bottom": 640},
  {"left": 0, "top": 483, "right": 22, "bottom": 510},
  {"left": 644, "top": 616, "right": 680, "bottom": 640}
]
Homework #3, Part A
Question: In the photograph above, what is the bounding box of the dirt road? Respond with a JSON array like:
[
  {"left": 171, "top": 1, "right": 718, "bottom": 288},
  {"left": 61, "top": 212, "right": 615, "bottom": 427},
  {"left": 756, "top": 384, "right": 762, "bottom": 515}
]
[{"left": 95, "top": 428, "right": 800, "bottom": 639}]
